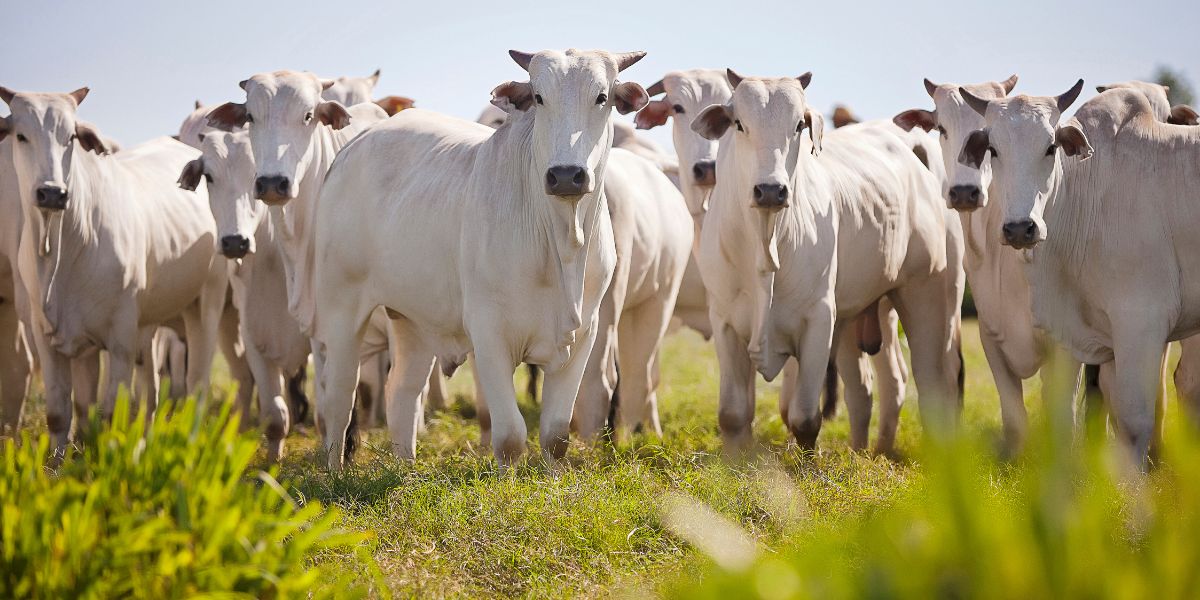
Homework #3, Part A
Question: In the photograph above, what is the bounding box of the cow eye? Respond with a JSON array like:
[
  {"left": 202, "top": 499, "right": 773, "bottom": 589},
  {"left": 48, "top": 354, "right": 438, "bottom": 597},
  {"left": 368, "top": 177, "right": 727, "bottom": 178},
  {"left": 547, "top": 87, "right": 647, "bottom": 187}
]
[
  {"left": 988, "top": 146, "right": 999, "bottom": 158},
  {"left": 16, "top": 134, "right": 27, "bottom": 143},
  {"left": 204, "top": 173, "right": 213, "bottom": 184},
  {"left": 1045, "top": 143, "right": 1057, "bottom": 156},
  {"left": 796, "top": 120, "right": 805, "bottom": 133},
  {"left": 245, "top": 114, "right": 254, "bottom": 123},
  {"left": 937, "top": 125, "right": 947, "bottom": 139},
  {"left": 304, "top": 111, "right": 314, "bottom": 123},
  {"left": 596, "top": 93, "right": 608, "bottom": 105},
  {"left": 735, "top": 119, "right": 744, "bottom": 132},
  {"left": 534, "top": 94, "right": 544, "bottom": 105},
  {"left": 672, "top": 104, "right": 685, "bottom": 114}
]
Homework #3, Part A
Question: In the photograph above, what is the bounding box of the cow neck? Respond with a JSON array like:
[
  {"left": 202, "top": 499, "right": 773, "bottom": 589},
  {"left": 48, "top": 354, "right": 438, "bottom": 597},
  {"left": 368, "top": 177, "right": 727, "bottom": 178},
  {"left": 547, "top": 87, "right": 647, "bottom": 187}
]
[
  {"left": 270, "top": 126, "right": 338, "bottom": 316},
  {"left": 490, "top": 109, "right": 613, "bottom": 348}
]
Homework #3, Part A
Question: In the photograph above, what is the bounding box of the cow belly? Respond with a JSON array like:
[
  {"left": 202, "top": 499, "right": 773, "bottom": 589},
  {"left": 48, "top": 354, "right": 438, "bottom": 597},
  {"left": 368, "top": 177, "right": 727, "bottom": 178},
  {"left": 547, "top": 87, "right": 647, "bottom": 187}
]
[{"left": 139, "top": 243, "right": 215, "bottom": 325}]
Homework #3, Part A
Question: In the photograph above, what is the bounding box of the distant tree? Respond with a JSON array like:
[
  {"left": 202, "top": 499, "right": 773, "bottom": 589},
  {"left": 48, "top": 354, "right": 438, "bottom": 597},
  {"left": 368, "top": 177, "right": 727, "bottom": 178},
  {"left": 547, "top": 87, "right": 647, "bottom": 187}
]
[{"left": 1153, "top": 65, "right": 1195, "bottom": 106}]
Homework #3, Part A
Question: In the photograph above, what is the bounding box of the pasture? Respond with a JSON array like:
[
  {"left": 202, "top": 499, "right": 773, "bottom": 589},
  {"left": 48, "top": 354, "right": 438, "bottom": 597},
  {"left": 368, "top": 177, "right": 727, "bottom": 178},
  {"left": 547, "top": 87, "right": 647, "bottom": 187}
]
[{"left": 7, "top": 319, "right": 1193, "bottom": 598}]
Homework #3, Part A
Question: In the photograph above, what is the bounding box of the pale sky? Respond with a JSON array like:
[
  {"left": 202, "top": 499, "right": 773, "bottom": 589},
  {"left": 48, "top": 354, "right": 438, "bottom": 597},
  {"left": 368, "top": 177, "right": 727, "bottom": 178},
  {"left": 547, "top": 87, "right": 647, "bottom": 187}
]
[{"left": 3, "top": 0, "right": 1196, "bottom": 152}]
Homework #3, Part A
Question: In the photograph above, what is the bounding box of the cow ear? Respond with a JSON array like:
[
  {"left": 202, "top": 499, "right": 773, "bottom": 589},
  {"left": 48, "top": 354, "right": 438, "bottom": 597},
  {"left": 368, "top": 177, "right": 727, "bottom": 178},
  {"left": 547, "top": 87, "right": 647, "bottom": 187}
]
[
  {"left": 320, "top": 79, "right": 336, "bottom": 91},
  {"left": 490, "top": 80, "right": 534, "bottom": 113},
  {"left": 68, "top": 87, "right": 90, "bottom": 106},
  {"left": 178, "top": 158, "right": 205, "bottom": 191},
  {"left": 958, "top": 128, "right": 990, "bottom": 168},
  {"left": 316, "top": 101, "right": 351, "bottom": 129},
  {"left": 75, "top": 121, "right": 111, "bottom": 155},
  {"left": 0, "top": 116, "right": 9, "bottom": 143},
  {"left": 1169, "top": 104, "right": 1200, "bottom": 126},
  {"left": 207, "top": 102, "right": 249, "bottom": 131},
  {"left": 692, "top": 104, "right": 732, "bottom": 140},
  {"left": 893, "top": 108, "right": 937, "bottom": 132},
  {"left": 804, "top": 108, "right": 824, "bottom": 156},
  {"left": 613, "top": 81, "right": 649, "bottom": 115},
  {"left": 635, "top": 99, "right": 671, "bottom": 130},
  {"left": 374, "top": 95, "right": 414, "bottom": 116},
  {"left": 1055, "top": 123, "right": 1093, "bottom": 160}
]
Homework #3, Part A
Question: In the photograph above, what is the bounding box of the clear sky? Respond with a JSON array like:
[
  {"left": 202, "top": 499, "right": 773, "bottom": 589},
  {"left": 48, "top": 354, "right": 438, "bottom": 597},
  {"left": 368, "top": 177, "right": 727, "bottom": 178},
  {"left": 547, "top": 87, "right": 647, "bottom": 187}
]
[{"left": 3, "top": 0, "right": 1196, "bottom": 153}]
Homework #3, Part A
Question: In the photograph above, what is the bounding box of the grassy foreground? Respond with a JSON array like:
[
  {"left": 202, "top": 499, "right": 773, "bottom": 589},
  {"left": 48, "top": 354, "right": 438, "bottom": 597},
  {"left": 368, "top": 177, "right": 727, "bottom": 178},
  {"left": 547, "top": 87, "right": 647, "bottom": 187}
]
[{"left": 4, "top": 320, "right": 1194, "bottom": 597}]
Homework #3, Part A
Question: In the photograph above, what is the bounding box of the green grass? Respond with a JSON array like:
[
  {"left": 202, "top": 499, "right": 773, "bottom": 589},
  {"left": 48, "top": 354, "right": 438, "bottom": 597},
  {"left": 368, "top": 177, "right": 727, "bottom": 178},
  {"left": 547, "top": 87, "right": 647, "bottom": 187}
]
[{"left": 5, "top": 320, "right": 1193, "bottom": 597}]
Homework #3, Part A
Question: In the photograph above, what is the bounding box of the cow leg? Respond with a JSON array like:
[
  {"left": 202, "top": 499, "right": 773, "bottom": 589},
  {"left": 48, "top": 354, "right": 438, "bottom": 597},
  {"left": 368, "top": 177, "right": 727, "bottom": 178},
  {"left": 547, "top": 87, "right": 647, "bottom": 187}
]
[
  {"left": 383, "top": 317, "right": 435, "bottom": 461},
  {"left": 315, "top": 313, "right": 370, "bottom": 471},
  {"left": 834, "top": 325, "right": 873, "bottom": 452},
  {"left": 134, "top": 327, "right": 160, "bottom": 420},
  {"left": 614, "top": 299, "right": 672, "bottom": 439},
  {"left": 470, "top": 357, "right": 492, "bottom": 448},
  {"left": 30, "top": 323, "right": 73, "bottom": 452},
  {"left": 540, "top": 316, "right": 601, "bottom": 462},
  {"left": 425, "top": 361, "right": 448, "bottom": 412},
  {"left": 786, "top": 310, "right": 835, "bottom": 451},
  {"left": 870, "top": 310, "right": 907, "bottom": 456},
  {"left": 470, "top": 333, "right": 524, "bottom": 466},
  {"left": 69, "top": 351, "right": 101, "bottom": 442},
  {"left": 778, "top": 358, "right": 798, "bottom": 426},
  {"left": 0, "top": 296, "right": 30, "bottom": 434},
  {"left": 182, "top": 264, "right": 227, "bottom": 401},
  {"left": 1175, "top": 337, "right": 1200, "bottom": 428},
  {"left": 243, "top": 340, "right": 289, "bottom": 462},
  {"left": 357, "top": 351, "right": 386, "bottom": 429},
  {"left": 890, "top": 278, "right": 959, "bottom": 439},
  {"left": 219, "top": 301, "right": 256, "bottom": 417},
  {"left": 1109, "top": 319, "right": 1168, "bottom": 471},
  {"left": 978, "top": 329, "right": 1027, "bottom": 453},
  {"left": 574, "top": 287, "right": 619, "bottom": 442},
  {"left": 1040, "top": 343, "right": 1083, "bottom": 442},
  {"left": 102, "top": 346, "right": 136, "bottom": 423},
  {"left": 713, "top": 317, "right": 757, "bottom": 452}
]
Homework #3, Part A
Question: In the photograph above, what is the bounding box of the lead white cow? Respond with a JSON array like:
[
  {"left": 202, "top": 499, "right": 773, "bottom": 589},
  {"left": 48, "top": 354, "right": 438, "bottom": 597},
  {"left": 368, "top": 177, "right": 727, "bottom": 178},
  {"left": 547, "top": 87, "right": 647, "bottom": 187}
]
[
  {"left": 958, "top": 83, "right": 1200, "bottom": 467},
  {"left": 693, "top": 72, "right": 962, "bottom": 450},
  {"left": 178, "top": 130, "right": 307, "bottom": 461},
  {"left": 0, "top": 87, "right": 226, "bottom": 446},
  {"left": 308, "top": 49, "right": 647, "bottom": 468}
]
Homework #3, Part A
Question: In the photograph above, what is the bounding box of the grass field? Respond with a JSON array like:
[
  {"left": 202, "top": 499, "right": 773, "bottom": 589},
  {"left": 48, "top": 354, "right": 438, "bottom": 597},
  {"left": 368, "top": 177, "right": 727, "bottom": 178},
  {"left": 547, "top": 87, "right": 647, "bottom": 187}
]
[{"left": 8, "top": 319, "right": 1191, "bottom": 597}]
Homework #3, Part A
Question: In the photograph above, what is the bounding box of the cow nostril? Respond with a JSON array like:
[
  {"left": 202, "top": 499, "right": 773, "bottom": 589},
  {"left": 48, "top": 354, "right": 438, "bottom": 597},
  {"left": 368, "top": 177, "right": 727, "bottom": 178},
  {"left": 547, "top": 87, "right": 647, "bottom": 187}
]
[
  {"left": 778, "top": 187, "right": 789, "bottom": 201},
  {"left": 546, "top": 171, "right": 558, "bottom": 187},
  {"left": 572, "top": 170, "right": 585, "bottom": 185},
  {"left": 753, "top": 186, "right": 763, "bottom": 200}
]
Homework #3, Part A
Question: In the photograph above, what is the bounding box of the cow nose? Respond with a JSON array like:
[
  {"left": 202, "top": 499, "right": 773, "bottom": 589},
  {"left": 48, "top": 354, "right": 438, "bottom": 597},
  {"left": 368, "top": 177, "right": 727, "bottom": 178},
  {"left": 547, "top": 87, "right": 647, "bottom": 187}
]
[
  {"left": 220, "top": 234, "right": 251, "bottom": 259},
  {"left": 1002, "top": 219, "right": 1040, "bottom": 248},
  {"left": 35, "top": 185, "right": 69, "bottom": 211},
  {"left": 254, "top": 175, "right": 291, "bottom": 204},
  {"left": 544, "top": 165, "right": 589, "bottom": 197},
  {"left": 752, "top": 183, "right": 789, "bottom": 208},
  {"left": 691, "top": 160, "right": 717, "bottom": 187},
  {"left": 947, "top": 185, "right": 983, "bottom": 211}
]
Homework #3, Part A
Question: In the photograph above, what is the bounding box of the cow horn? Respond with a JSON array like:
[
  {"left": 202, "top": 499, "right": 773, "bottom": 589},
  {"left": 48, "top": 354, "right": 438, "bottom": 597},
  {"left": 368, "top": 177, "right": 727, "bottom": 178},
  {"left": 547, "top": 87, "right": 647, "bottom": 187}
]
[
  {"left": 1056, "top": 78, "right": 1085, "bottom": 113},
  {"left": 614, "top": 51, "right": 646, "bottom": 72},
  {"left": 0, "top": 86, "right": 15, "bottom": 105},
  {"left": 509, "top": 50, "right": 534, "bottom": 72},
  {"left": 924, "top": 78, "right": 938, "bottom": 98},
  {"left": 797, "top": 71, "right": 812, "bottom": 89},
  {"left": 960, "top": 87, "right": 991, "bottom": 117},
  {"left": 646, "top": 78, "right": 665, "bottom": 97},
  {"left": 68, "top": 87, "right": 90, "bottom": 106},
  {"left": 1001, "top": 74, "right": 1019, "bottom": 95}
]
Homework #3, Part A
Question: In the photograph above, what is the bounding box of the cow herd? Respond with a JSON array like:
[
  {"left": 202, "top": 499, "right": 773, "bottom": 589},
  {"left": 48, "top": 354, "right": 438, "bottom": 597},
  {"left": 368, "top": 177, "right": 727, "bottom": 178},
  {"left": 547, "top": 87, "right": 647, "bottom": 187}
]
[{"left": 1, "top": 48, "right": 1197, "bottom": 472}]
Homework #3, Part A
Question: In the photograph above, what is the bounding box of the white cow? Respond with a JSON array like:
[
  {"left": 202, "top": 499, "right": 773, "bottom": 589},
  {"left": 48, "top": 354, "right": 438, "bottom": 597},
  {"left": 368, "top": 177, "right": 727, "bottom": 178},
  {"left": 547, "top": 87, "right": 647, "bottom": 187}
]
[
  {"left": 0, "top": 139, "right": 33, "bottom": 434},
  {"left": 1095, "top": 80, "right": 1199, "bottom": 125},
  {"left": 475, "top": 107, "right": 693, "bottom": 439},
  {"left": 957, "top": 82, "right": 1200, "bottom": 467},
  {"left": 0, "top": 87, "right": 227, "bottom": 448},
  {"left": 178, "top": 130, "right": 307, "bottom": 460},
  {"left": 693, "top": 72, "right": 962, "bottom": 450},
  {"left": 638, "top": 70, "right": 917, "bottom": 452},
  {"left": 205, "top": 71, "right": 396, "bottom": 460},
  {"left": 307, "top": 49, "right": 647, "bottom": 468}
]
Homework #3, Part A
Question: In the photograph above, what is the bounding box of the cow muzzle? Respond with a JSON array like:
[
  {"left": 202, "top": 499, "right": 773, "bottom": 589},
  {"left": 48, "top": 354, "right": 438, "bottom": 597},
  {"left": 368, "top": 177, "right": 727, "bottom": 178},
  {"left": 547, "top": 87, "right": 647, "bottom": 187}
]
[
  {"left": 752, "top": 183, "right": 789, "bottom": 209},
  {"left": 220, "top": 234, "right": 252, "bottom": 259},
  {"left": 544, "top": 165, "right": 590, "bottom": 197},
  {"left": 35, "top": 185, "right": 69, "bottom": 211},
  {"left": 947, "top": 185, "right": 984, "bottom": 211},
  {"left": 254, "top": 175, "right": 292, "bottom": 206},
  {"left": 691, "top": 160, "right": 716, "bottom": 187},
  {"left": 1001, "top": 219, "right": 1041, "bottom": 249}
]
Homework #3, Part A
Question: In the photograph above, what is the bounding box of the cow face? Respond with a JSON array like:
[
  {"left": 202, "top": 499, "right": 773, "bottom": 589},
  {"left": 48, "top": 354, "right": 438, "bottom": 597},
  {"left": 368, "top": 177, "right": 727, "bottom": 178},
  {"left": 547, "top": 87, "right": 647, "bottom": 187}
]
[
  {"left": 321, "top": 69, "right": 380, "bottom": 107},
  {"left": 0, "top": 87, "right": 110, "bottom": 215},
  {"left": 207, "top": 71, "right": 351, "bottom": 206},
  {"left": 693, "top": 72, "right": 821, "bottom": 212},
  {"left": 957, "top": 80, "right": 1092, "bottom": 250},
  {"left": 179, "top": 131, "right": 262, "bottom": 258},
  {"left": 496, "top": 49, "right": 648, "bottom": 199},
  {"left": 636, "top": 70, "right": 732, "bottom": 220},
  {"left": 894, "top": 76, "right": 1017, "bottom": 211}
]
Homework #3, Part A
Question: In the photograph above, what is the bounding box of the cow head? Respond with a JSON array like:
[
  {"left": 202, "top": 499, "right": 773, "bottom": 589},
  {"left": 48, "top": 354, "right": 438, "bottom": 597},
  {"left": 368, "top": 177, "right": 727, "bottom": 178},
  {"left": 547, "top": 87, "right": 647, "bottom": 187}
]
[
  {"left": 956, "top": 80, "right": 1092, "bottom": 249},
  {"left": 636, "top": 69, "right": 732, "bottom": 220},
  {"left": 693, "top": 71, "right": 820, "bottom": 211},
  {"left": 0, "top": 86, "right": 111, "bottom": 215},
  {"left": 179, "top": 131, "right": 262, "bottom": 258},
  {"left": 208, "top": 70, "right": 352, "bottom": 206},
  {"left": 493, "top": 49, "right": 648, "bottom": 199},
  {"left": 1095, "top": 80, "right": 1200, "bottom": 125},
  {"left": 321, "top": 69, "right": 381, "bottom": 107},
  {"left": 893, "top": 75, "right": 1018, "bottom": 211}
]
